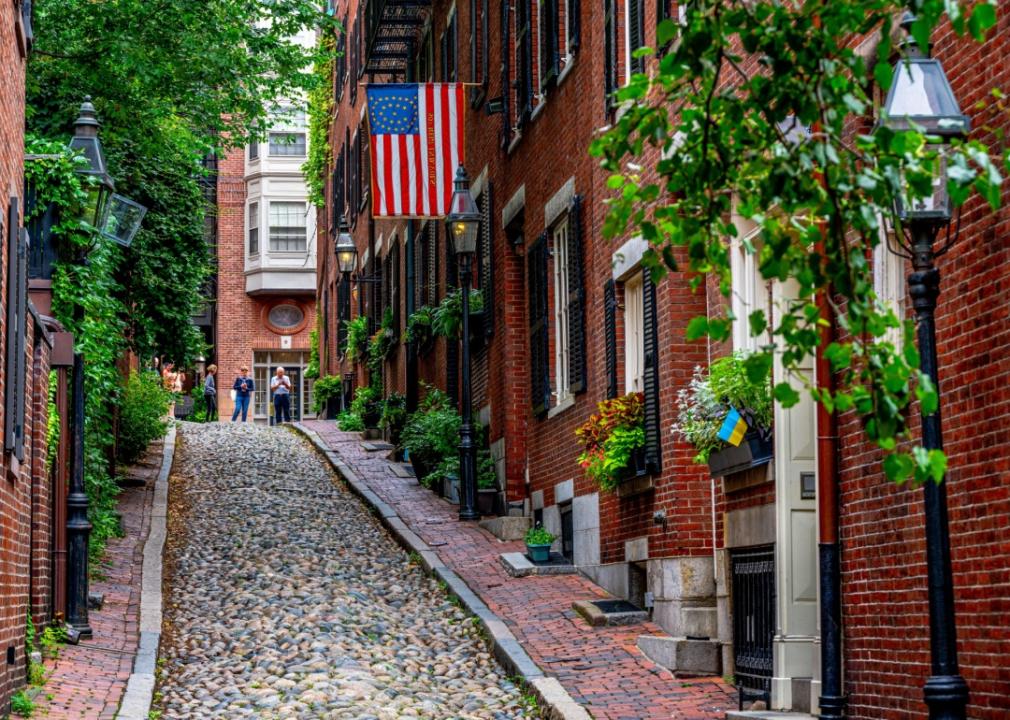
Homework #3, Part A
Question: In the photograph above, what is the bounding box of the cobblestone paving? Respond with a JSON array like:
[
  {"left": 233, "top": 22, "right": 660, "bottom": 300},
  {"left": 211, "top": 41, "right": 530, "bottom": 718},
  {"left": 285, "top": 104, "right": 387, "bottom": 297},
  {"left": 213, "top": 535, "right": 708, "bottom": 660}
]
[{"left": 155, "top": 422, "right": 533, "bottom": 720}]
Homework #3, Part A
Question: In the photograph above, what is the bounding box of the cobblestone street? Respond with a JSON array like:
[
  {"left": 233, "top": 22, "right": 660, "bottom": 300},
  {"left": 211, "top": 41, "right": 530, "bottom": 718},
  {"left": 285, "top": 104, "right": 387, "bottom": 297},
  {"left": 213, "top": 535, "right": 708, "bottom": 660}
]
[{"left": 154, "top": 422, "right": 532, "bottom": 719}]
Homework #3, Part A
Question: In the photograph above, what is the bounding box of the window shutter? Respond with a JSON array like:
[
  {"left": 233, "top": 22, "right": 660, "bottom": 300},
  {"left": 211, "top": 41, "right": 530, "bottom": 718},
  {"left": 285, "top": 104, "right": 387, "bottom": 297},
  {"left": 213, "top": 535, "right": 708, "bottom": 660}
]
[
  {"left": 566, "top": 195, "right": 586, "bottom": 393},
  {"left": 642, "top": 270, "right": 662, "bottom": 473},
  {"left": 604, "top": 0, "right": 617, "bottom": 112},
  {"left": 568, "top": 0, "right": 581, "bottom": 50},
  {"left": 629, "top": 0, "right": 645, "bottom": 75},
  {"left": 349, "top": 22, "right": 357, "bottom": 106},
  {"left": 361, "top": 132, "right": 370, "bottom": 209},
  {"left": 391, "top": 241, "right": 400, "bottom": 337},
  {"left": 539, "top": 0, "right": 559, "bottom": 88},
  {"left": 446, "top": 230, "right": 458, "bottom": 407},
  {"left": 5, "top": 198, "right": 24, "bottom": 459},
  {"left": 428, "top": 224, "right": 438, "bottom": 306},
  {"left": 604, "top": 278, "right": 618, "bottom": 399},
  {"left": 479, "top": 183, "right": 494, "bottom": 338},
  {"left": 528, "top": 232, "right": 550, "bottom": 416},
  {"left": 516, "top": 0, "right": 533, "bottom": 124},
  {"left": 500, "top": 0, "right": 511, "bottom": 147}
]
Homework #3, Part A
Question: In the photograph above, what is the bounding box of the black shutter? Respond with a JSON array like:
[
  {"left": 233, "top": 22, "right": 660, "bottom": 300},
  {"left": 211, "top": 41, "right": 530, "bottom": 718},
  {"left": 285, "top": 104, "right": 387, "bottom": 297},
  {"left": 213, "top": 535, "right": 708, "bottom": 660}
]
[
  {"left": 642, "top": 270, "right": 661, "bottom": 473},
  {"left": 480, "top": 183, "right": 494, "bottom": 338},
  {"left": 361, "top": 131, "right": 370, "bottom": 210},
  {"left": 500, "top": 0, "right": 511, "bottom": 147},
  {"left": 604, "top": 278, "right": 618, "bottom": 399},
  {"left": 446, "top": 228, "right": 458, "bottom": 407},
  {"left": 516, "top": 0, "right": 533, "bottom": 124},
  {"left": 349, "top": 20, "right": 357, "bottom": 106},
  {"left": 539, "top": 0, "right": 559, "bottom": 88},
  {"left": 566, "top": 195, "right": 586, "bottom": 393},
  {"left": 5, "top": 198, "right": 25, "bottom": 459},
  {"left": 428, "top": 223, "right": 438, "bottom": 306},
  {"left": 568, "top": 0, "right": 581, "bottom": 50},
  {"left": 604, "top": 0, "right": 617, "bottom": 112},
  {"left": 481, "top": 0, "right": 489, "bottom": 88},
  {"left": 392, "top": 241, "right": 400, "bottom": 336},
  {"left": 528, "top": 232, "right": 550, "bottom": 416},
  {"left": 338, "top": 278, "right": 349, "bottom": 352},
  {"left": 629, "top": 0, "right": 645, "bottom": 75}
]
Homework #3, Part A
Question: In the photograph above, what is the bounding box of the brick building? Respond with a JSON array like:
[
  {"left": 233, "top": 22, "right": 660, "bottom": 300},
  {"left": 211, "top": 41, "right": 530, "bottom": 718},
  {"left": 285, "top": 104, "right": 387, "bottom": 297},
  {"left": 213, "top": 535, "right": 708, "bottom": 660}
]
[
  {"left": 1, "top": 1, "right": 58, "bottom": 712},
  {"left": 213, "top": 24, "right": 319, "bottom": 423},
  {"left": 316, "top": 1, "right": 1010, "bottom": 718}
]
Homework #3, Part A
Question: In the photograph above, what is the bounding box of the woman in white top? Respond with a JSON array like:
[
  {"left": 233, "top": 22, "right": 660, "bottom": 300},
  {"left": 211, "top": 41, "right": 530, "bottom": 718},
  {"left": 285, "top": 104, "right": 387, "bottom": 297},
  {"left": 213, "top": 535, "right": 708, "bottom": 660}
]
[{"left": 271, "top": 367, "right": 292, "bottom": 425}]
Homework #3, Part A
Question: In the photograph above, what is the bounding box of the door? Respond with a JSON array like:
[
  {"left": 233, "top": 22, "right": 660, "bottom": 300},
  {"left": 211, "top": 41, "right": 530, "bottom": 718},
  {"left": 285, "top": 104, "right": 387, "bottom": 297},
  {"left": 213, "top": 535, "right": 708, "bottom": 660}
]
[
  {"left": 269, "top": 368, "right": 301, "bottom": 422},
  {"left": 731, "top": 545, "right": 775, "bottom": 707}
]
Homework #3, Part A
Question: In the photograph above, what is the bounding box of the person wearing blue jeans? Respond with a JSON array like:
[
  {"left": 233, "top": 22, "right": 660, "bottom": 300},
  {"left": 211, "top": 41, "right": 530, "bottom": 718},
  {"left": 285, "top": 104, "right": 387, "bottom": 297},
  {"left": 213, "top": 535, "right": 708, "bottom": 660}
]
[
  {"left": 271, "top": 367, "right": 292, "bottom": 424},
  {"left": 231, "top": 367, "right": 254, "bottom": 422}
]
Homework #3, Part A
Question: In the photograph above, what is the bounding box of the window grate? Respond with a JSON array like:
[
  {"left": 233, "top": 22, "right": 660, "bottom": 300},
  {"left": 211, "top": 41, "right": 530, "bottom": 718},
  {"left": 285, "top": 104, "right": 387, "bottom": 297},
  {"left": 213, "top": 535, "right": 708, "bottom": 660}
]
[{"left": 730, "top": 546, "right": 775, "bottom": 708}]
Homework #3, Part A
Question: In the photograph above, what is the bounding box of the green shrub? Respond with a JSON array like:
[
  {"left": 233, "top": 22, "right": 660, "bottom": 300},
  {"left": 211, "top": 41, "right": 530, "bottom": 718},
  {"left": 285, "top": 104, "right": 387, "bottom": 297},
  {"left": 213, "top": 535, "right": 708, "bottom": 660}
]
[
  {"left": 345, "top": 316, "right": 370, "bottom": 362},
  {"left": 336, "top": 411, "right": 365, "bottom": 432},
  {"left": 349, "top": 384, "right": 381, "bottom": 418},
  {"left": 11, "top": 689, "right": 35, "bottom": 716},
  {"left": 46, "top": 372, "right": 59, "bottom": 473},
  {"left": 117, "top": 371, "right": 171, "bottom": 465},
  {"left": 188, "top": 387, "right": 208, "bottom": 423},
  {"left": 312, "top": 375, "right": 343, "bottom": 415},
  {"left": 379, "top": 392, "right": 407, "bottom": 442},
  {"left": 431, "top": 288, "right": 483, "bottom": 339},
  {"left": 402, "top": 306, "right": 434, "bottom": 345},
  {"left": 401, "top": 397, "right": 461, "bottom": 480},
  {"left": 305, "top": 326, "right": 320, "bottom": 380}
]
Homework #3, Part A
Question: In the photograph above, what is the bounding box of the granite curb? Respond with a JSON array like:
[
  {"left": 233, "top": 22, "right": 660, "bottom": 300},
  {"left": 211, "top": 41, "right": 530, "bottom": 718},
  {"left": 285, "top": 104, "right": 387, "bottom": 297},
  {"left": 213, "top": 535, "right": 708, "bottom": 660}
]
[
  {"left": 116, "top": 424, "right": 176, "bottom": 720},
  {"left": 293, "top": 423, "right": 593, "bottom": 720}
]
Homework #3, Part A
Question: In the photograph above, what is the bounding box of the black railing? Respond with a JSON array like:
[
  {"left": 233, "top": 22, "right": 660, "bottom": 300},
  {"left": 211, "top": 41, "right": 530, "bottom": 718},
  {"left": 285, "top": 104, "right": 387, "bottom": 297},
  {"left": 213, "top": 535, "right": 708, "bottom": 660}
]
[
  {"left": 731, "top": 545, "right": 775, "bottom": 709},
  {"left": 364, "top": 0, "right": 429, "bottom": 75}
]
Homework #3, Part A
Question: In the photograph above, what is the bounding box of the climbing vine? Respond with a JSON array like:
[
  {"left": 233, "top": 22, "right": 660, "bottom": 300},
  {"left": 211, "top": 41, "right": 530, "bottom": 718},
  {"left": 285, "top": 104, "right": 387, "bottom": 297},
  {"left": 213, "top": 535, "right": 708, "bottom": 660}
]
[
  {"left": 305, "top": 35, "right": 338, "bottom": 209},
  {"left": 592, "top": 0, "right": 1007, "bottom": 484}
]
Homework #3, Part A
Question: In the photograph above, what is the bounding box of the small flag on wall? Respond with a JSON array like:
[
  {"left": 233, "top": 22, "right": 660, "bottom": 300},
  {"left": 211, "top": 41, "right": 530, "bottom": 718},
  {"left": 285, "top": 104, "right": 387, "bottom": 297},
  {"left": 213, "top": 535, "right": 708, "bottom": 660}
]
[
  {"left": 717, "top": 407, "right": 748, "bottom": 447},
  {"left": 366, "top": 83, "right": 465, "bottom": 218}
]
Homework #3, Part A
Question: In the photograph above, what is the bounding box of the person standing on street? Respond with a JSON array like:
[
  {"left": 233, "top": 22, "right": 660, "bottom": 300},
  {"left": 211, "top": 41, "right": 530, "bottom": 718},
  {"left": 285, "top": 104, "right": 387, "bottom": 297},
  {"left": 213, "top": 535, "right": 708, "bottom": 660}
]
[
  {"left": 203, "top": 364, "right": 218, "bottom": 422},
  {"left": 231, "top": 366, "right": 254, "bottom": 422},
  {"left": 271, "top": 367, "right": 292, "bottom": 425}
]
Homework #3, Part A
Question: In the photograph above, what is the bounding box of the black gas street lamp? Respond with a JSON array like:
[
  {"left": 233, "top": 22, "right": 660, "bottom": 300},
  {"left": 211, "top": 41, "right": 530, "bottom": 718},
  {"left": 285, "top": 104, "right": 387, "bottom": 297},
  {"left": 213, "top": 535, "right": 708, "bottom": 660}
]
[
  {"left": 445, "top": 166, "right": 481, "bottom": 522},
  {"left": 66, "top": 98, "right": 147, "bottom": 639},
  {"left": 879, "top": 14, "right": 970, "bottom": 720},
  {"left": 335, "top": 216, "right": 358, "bottom": 276}
]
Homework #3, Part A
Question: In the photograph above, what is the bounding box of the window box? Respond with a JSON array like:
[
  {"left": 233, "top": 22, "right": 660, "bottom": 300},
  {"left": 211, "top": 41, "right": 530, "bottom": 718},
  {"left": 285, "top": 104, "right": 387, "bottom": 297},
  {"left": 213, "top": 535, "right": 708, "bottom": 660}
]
[{"left": 707, "top": 428, "right": 774, "bottom": 478}]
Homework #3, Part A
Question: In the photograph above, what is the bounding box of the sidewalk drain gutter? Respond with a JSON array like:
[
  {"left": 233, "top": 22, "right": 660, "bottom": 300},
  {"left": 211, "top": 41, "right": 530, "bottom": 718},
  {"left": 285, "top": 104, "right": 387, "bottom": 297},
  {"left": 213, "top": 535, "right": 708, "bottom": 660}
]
[
  {"left": 116, "top": 424, "right": 176, "bottom": 719},
  {"left": 293, "top": 423, "right": 594, "bottom": 720}
]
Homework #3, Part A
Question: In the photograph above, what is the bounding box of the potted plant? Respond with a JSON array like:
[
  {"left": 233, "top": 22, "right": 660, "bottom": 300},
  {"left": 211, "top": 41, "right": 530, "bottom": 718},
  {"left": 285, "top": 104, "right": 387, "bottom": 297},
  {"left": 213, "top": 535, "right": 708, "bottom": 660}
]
[
  {"left": 672, "top": 352, "right": 774, "bottom": 477},
  {"left": 400, "top": 386, "right": 460, "bottom": 486},
  {"left": 525, "top": 525, "right": 555, "bottom": 564},
  {"left": 349, "top": 384, "right": 382, "bottom": 429},
  {"left": 575, "top": 392, "right": 646, "bottom": 492},
  {"left": 403, "top": 305, "right": 435, "bottom": 348},
  {"left": 432, "top": 288, "right": 484, "bottom": 341},
  {"left": 312, "top": 375, "right": 343, "bottom": 419},
  {"left": 476, "top": 452, "right": 498, "bottom": 515},
  {"left": 379, "top": 392, "right": 407, "bottom": 447}
]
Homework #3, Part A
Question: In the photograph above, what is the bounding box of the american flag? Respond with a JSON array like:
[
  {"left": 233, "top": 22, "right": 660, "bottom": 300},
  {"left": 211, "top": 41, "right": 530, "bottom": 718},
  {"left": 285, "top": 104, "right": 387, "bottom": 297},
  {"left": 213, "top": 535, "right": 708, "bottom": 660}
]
[{"left": 366, "top": 83, "right": 465, "bottom": 218}]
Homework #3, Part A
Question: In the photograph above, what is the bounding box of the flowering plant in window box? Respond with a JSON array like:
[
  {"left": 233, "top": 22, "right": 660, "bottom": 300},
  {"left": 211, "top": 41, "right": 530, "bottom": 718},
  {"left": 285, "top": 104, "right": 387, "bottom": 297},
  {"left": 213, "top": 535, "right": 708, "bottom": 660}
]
[
  {"left": 672, "top": 353, "right": 773, "bottom": 476},
  {"left": 575, "top": 392, "right": 646, "bottom": 492}
]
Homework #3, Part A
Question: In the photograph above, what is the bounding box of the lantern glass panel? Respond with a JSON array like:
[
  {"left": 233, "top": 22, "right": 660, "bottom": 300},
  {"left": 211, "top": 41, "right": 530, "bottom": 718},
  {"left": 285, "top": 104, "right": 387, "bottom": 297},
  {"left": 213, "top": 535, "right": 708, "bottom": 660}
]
[
  {"left": 68, "top": 135, "right": 107, "bottom": 177},
  {"left": 882, "top": 58, "right": 969, "bottom": 137},
  {"left": 895, "top": 148, "right": 951, "bottom": 223},
  {"left": 100, "top": 194, "right": 147, "bottom": 247},
  {"left": 450, "top": 219, "right": 479, "bottom": 255}
]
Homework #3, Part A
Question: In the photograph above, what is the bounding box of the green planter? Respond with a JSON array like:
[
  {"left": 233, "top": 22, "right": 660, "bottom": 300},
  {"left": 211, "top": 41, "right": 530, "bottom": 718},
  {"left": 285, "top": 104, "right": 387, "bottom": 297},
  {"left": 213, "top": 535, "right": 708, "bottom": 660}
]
[{"left": 526, "top": 543, "right": 552, "bottom": 564}]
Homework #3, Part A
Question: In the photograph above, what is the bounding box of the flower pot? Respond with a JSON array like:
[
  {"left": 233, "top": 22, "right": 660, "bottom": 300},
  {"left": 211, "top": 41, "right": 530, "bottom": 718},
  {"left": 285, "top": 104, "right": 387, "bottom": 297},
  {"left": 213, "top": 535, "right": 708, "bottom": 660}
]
[
  {"left": 444, "top": 473, "right": 460, "bottom": 504},
  {"left": 325, "top": 396, "right": 342, "bottom": 420},
  {"left": 707, "top": 428, "right": 774, "bottom": 477},
  {"left": 477, "top": 489, "right": 497, "bottom": 516},
  {"left": 526, "top": 542, "right": 552, "bottom": 564},
  {"left": 618, "top": 446, "right": 650, "bottom": 482}
]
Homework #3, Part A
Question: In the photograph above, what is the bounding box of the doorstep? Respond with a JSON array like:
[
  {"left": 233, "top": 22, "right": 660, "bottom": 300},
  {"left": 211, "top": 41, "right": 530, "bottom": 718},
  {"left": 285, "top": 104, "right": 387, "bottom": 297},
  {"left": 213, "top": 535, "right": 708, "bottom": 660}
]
[
  {"left": 726, "top": 713, "right": 815, "bottom": 719},
  {"left": 572, "top": 599, "right": 649, "bottom": 626},
  {"left": 500, "top": 551, "right": 577, "bottom": 577}
]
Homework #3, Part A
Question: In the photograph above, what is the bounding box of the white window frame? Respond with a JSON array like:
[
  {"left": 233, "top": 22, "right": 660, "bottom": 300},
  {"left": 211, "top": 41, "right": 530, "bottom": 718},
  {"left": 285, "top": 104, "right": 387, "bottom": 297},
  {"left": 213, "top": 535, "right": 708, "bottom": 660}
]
[
  {"left": 873, "top": 224, "right": 906, "bottom": 348},
  {"left": 552, "top": 216, "right": 572, "bottom": 406},
  {"left": 268, "top": 106, "right": 307, "bottom": 157},
  {"left": 268, "top": 201, "right": 308, "bottom": 254},
  {"left": 623, "top": 271, "right": 645, "bottom": 392},
  {"left": 731, "top": 226, "right": 768, "bottom": 353},
  {"left": 247, "top": 201, "right": 259, "bottom": 256}
]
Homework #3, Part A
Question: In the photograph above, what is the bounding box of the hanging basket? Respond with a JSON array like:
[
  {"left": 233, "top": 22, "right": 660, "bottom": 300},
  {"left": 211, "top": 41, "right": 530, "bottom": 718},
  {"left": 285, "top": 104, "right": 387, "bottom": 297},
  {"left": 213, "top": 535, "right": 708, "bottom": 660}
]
[{"left": 707, "top": 428, "right": 773, "bottom": 478}]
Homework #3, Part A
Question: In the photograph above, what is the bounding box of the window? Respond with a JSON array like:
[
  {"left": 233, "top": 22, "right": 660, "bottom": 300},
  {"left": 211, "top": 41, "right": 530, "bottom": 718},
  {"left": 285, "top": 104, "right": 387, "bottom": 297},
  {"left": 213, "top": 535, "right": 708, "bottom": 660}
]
[
  {"left": 268, "top": 202, "right": 307, "bottom": 253},
  {"left": 248, "top": 202, "right": 259, "bottom": 256},
  {"left": 499, "top": 0, "right": 511, "bottom": 145},
  {"left": 4, "top": 197, "right": 26, "bottom": 462},
  {"left": 359, "top": 129, "right": 369, "bottom": 210},
  {"left": 552, "top": 218, "right": 572, "bottom": 404},
  {"left": 418, "top": 27, "right": 435, "bottom": 82},
  {"left": 440, "top": 9, "right": 458, "bottom": 82},
  {"left": 249, "top": 141, "right": 259, "bottom": 160},
  {"left": 625, "top": 0, "right": 645, "bottom": 78},
  {"left": 469, "top": 0, "right": 489, "bottom": 103},
  {"left": 528, "top": 232, "right": 550, "bottom": 416},
  {"left": 730, "top": 228, "right": 766, "bottom": 353},
  {"left": 335, "top": 15, "right": 348, "bottom": 101},
  {"left": 350, "top": 132, "right": 361, "bottom": 214},
  {"left": 539, "top": 0, "right": 559, "bottom": 91},
  {"left": 268, "top": 303, "right": 305, "bottom": 330},
  {"left": 623, "top": 271, "right": 645, "bottom": 392},
  {"left": 268, "top": 107, "right": 307, "bottom": 157},
  {"left": 333, "top": 147, "right": 346, "bottom": 222},
  {"left": 874, "top": 226, "right": 906, "bottom": 347}
]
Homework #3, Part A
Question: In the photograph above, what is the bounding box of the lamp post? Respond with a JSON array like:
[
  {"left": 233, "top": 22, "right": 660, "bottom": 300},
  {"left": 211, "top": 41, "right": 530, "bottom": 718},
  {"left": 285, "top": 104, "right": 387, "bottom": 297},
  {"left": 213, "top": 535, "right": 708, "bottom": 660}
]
[
  {"left": 445, "top": 166, "right": 481, "bottom": 522},
  {"left": 65, "top": 98, "right": 148, "bottom": 638},
  {"left": 880, "top": 15, "right": 970, "bottom": 720}
]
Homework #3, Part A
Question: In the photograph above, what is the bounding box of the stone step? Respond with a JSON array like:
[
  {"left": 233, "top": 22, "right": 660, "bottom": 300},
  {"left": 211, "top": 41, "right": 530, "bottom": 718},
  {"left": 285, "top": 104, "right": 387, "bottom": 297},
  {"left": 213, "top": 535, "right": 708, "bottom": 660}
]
[
  {"left": 572, "top": 599, "right": 648, "bottom": 626},
  {"left": 636, "top": 635, "right": 721, "bottom": 676},
  {"left": 725, "top": 712, "right": 814, "bottom": 720}
]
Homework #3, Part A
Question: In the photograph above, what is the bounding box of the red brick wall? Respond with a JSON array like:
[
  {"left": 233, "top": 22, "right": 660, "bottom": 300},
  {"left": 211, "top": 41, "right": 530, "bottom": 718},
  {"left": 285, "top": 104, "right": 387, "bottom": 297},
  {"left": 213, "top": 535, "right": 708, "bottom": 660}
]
[{"left": 215, "top": 148, "right": 317, "bottom": 420}]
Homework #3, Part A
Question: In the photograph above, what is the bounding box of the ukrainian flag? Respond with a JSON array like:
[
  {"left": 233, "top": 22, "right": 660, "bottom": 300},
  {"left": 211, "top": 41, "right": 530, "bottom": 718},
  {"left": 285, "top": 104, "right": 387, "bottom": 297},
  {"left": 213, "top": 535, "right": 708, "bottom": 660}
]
[{"left": 718, "top": 407, "right": 748, "bottom": 447}]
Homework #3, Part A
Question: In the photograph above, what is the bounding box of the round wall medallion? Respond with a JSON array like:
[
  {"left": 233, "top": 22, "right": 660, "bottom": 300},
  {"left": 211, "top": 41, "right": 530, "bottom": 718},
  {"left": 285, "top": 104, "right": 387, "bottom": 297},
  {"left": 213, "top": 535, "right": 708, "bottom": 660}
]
[{"left": 265, "top": 303, "right": 305, "bottom": 334}]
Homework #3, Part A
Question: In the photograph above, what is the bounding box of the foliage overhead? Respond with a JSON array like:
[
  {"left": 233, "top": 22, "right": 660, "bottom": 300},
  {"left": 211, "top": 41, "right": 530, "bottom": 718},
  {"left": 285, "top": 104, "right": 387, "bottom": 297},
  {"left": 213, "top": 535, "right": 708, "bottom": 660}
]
[{"left": 592, "top": 0, "right": 1007, "bottom": 484}]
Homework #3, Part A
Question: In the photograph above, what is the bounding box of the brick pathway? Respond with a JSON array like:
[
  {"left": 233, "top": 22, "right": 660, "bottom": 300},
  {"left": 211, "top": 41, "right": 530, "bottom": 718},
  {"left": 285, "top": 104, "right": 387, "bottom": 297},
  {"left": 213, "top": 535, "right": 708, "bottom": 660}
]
[
  {"left": 33, "top": 441, "right": 160, "bottom": 720},
  {"left": 303, "top": 421, "right": 737, "bottom": 720}
]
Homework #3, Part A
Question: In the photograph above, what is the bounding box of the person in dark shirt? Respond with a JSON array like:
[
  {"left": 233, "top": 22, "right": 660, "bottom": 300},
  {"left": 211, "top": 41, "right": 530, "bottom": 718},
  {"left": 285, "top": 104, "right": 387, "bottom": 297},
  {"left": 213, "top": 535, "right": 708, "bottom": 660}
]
[
  {"left": 203, "top": 364, "right": 218, "bottom": 422},
  {"left": 231, "top": 366, "right": 255, "bottom": 422}
]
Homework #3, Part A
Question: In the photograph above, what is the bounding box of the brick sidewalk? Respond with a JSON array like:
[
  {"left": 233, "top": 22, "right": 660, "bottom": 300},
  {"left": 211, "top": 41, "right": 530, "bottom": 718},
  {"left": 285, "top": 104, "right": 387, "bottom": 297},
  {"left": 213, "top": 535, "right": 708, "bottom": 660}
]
[
  {"left": 302, "top": 421, "right": 736, "bottom": 720},
  {"left": 33, "top": 441, "right": 160, "bottom": 720}
]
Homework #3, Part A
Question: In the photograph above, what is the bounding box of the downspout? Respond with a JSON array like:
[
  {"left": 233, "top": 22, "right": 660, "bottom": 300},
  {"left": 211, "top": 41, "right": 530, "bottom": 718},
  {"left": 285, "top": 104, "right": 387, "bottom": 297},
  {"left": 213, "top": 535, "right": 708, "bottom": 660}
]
[{"left": 405, "top": 43, "right": 419, "bottom": 412}]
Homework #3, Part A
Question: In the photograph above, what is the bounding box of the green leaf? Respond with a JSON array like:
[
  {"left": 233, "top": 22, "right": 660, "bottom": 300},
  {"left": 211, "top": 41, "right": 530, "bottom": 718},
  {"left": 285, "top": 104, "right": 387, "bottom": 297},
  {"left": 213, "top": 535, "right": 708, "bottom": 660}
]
[
  {"left": 873, "top": 61, "right": 893, "bottom": 92},
  {"left": 686, "top": 316, "right": 709, "bottom": 341},
  {"left": 884, "top": 452, "right": 914, "bottom": 484},
  {"left": 773, "top": 382, "right": 800, "bottom": 408},
  {"left": 748, "top": 310, "right": 767, "bottom": 337},
  {"left": 968, "top": 2, "right": 997, "bottom": 41},
  {"left": 916, "top": 373, "right": 939, "bottom": 415},
  {"left": 743, "top": 353, "right": 773, "bottom": 385}
]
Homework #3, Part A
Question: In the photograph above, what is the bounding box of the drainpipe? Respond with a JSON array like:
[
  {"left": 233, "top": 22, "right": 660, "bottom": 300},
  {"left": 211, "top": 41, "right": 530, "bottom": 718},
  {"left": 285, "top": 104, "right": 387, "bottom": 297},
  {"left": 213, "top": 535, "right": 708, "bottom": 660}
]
[
  {"left": 404, "top": 42, "right": 419, "bottom": 413},
  {"left": 816, "top": 275, "right": 845, "bottom": 719}
]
